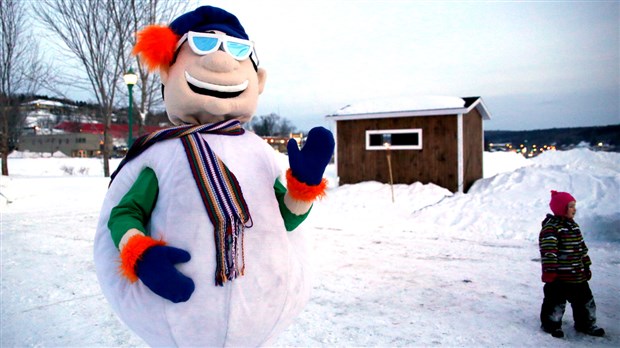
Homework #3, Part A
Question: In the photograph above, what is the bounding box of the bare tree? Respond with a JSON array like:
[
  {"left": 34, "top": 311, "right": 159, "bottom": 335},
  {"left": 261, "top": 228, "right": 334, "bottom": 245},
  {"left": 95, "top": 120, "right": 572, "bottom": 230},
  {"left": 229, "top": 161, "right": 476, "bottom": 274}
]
[
  {"left": 37, "top": 0, "right": 133, "bottom": 177},
  {"left": 250, "top": 113, "right": 297, "bottom": 136},
  {"left": 0, "top": 0, "right": 48, "bottom": 176},
  {"left": 111, "top": 0, "right": 188, "bottom": 134}
]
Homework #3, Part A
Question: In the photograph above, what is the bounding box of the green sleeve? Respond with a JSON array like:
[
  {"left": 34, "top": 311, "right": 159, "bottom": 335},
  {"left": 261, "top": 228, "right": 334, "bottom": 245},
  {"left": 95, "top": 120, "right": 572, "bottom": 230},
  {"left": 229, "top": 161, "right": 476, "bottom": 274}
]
[
  {"left": 108, "top": 167, "right": 159, "bottom": 249},
  {"left": 274, "top": 178, "right": 311, "bottom": 232}
]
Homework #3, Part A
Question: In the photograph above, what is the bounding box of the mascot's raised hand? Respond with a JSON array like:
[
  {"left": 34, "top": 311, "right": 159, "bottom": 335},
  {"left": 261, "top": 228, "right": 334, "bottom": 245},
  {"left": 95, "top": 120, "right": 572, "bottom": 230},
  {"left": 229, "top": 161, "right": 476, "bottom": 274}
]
[{"left": 287, "top": 127, "right": 335, "bottom": 186}]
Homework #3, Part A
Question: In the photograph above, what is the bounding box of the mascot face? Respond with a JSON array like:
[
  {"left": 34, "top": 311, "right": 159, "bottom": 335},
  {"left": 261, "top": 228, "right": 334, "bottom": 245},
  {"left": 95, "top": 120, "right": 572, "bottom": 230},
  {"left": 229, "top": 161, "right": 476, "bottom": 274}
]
[{"left": 161, "top": 30, "right": 267, "bottom": 125}]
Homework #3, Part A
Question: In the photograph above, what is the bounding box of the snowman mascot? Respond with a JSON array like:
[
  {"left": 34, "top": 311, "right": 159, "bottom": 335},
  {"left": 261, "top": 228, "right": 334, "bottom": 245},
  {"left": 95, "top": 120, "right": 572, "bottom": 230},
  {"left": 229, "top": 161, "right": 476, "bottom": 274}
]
[{"left": 94, "top": 6, "right": 334, "bottom": 347}]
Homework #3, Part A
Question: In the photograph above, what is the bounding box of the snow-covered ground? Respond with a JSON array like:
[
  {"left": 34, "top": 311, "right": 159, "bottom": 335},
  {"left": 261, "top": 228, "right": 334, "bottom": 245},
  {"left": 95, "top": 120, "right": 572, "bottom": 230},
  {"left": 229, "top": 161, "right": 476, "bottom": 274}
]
[{"left": 1, "top": 148, "right": 619, "bottom": 347}]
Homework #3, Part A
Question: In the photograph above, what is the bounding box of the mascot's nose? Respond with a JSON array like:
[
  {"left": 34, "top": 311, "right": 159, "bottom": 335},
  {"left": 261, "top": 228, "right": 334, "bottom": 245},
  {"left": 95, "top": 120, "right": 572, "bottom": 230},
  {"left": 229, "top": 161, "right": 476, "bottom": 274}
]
[{"left": 200, "top": 50, "right": 239, "bottom": 73}]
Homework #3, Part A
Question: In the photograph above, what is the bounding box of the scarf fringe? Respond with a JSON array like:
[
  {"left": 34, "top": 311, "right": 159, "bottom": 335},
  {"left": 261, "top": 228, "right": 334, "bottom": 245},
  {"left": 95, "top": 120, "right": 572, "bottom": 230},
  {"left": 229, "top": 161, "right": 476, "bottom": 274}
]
[{"left": 214, "top": 220, "right": 247, "bottom": 286}]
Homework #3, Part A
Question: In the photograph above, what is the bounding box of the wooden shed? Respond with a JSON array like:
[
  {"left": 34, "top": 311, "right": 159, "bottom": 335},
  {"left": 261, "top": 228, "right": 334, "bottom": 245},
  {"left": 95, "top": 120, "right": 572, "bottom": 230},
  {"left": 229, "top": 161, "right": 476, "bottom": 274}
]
[{"left": 326, "top": 96, "right": 491, "bottom": 193}]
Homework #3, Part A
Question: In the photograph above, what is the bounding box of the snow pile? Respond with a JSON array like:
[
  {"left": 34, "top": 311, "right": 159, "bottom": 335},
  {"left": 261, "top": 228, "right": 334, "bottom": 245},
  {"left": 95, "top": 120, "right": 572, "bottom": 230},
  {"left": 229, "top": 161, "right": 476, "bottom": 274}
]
[
  {"left": 532, "top": 147, "right": 620, "bottom": 176},
  {"left": 418, "top": 166, "right": 619, "bottom": 242},
  {"left": 412, "top": 149, "right": 619, "bottom": 242},
  {"left": 1, "top": 148, "right": 618, "bottom": 347},
  {"left": 314, "top": 148, "right": 619, "bottom": 243},
  {"left": 483, "top": 150, "right": 532, "bottom": 177},
  {"left": 9, "top": 150, "right": 69, "bottom": 159},
  {"left": 4, "top": 152, "right": 121, "bottom": 177}
]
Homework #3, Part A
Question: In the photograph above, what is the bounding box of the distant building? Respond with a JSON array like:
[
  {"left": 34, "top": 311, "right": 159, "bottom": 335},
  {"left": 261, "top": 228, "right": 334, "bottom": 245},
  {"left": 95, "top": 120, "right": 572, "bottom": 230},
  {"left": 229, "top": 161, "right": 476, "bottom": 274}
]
[
  {"left": 326, "top": 96, "right": 491, "bottom": 193},
  {"left": 262, "top": 133, "right": 304, "bottom": 153},
  {"left": 19, "top": 133, "right": 102, "bottom": 157},
  {"left": 19, "top": 121, "right": 167, "bottom": 157},
  {"left": 487, "top": 142, "right": 514, "bottom": 152},
  {"left": 21, "top": 99, "right": 78, "bottom": 133},
  {"left": 18, "top": 98, "right": 311, "bottom": 157},
  {"left": 53, "top": 121, "right": 165, "bottom": 141}
]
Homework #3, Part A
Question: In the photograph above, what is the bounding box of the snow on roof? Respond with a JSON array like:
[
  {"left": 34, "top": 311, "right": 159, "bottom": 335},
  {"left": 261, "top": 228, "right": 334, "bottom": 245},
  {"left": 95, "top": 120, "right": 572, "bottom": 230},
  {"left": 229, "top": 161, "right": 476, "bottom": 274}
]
[
  {"left": 24, "top": 99, "right": 66, "bottom": 107},
  {"left": 332, "top": 96, "right": 466, "bottom": 116}
]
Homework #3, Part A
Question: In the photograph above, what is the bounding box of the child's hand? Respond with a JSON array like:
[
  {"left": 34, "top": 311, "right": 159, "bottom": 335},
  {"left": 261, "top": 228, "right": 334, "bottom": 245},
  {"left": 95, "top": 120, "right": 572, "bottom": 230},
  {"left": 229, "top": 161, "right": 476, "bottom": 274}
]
[
  {"left": 287, "top": 127, "right": 335, "bottom": 186},
  {"left": 585, "top": 267, "right": 592, "bottom": 281},
  {"left": 136, "top": 245, "right": 195, "bottom": 303}
]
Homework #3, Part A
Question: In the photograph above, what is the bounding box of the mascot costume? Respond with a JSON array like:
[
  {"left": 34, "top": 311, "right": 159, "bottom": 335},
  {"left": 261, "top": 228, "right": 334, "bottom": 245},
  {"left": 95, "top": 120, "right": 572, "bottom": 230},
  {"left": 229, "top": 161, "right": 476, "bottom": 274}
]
[{"left": 94, "top": 6, "right": 334, "bottom": 347}]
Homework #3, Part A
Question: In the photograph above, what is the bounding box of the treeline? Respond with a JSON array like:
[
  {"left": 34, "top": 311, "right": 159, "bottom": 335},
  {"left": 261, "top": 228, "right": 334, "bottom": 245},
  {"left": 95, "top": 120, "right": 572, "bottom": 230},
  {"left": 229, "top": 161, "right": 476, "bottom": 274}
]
[
  {"left": 484, "top": 124, "right": 620, "bottom": 149},
  {"left": 24, "top": 94, "right": 100, "bottom": 108}
]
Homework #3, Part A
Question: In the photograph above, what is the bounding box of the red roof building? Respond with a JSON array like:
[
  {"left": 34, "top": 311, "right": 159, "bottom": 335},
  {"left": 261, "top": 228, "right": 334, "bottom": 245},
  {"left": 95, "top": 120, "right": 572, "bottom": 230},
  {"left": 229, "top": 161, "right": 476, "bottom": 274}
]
[{"left": 54, "top": 121, "right": 167, "bottom": 140}]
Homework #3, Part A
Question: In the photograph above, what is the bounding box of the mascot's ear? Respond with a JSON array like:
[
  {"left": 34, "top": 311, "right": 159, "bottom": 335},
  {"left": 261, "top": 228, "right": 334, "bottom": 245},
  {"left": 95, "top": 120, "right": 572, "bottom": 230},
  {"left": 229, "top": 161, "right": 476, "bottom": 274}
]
[
  {"left": 133, "top": 25, "right": 179, "bottom": 72},
  {"left": 257, "top": 67, "right": 267, "bottom": 95},
  {"left": 160, "top": 68, "right": 169, "bottom": 86}
]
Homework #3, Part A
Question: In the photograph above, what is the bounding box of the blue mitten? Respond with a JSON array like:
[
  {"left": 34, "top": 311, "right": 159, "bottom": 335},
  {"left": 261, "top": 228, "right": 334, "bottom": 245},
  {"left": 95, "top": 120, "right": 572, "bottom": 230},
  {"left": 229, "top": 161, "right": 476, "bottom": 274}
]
[
  {"left": 136, "top": 245, "right": 195, "bottom": 303},
  {"left": 287, "top": 127, "right": 335, "bottom": 185}
]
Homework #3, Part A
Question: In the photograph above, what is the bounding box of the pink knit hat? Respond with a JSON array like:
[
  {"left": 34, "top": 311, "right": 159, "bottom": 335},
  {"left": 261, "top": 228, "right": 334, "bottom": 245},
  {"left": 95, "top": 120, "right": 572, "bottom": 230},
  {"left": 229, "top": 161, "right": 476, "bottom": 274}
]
[{"left": 549, "top": 190, "right": 576, "bottom": 216}]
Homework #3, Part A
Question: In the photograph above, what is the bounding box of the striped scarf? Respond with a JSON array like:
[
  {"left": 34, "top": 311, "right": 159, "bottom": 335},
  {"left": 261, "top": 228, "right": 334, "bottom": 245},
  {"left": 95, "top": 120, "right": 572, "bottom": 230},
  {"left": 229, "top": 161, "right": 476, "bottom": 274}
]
[{"left": 111, "top": 119, "right": 252, "bottom": 286}]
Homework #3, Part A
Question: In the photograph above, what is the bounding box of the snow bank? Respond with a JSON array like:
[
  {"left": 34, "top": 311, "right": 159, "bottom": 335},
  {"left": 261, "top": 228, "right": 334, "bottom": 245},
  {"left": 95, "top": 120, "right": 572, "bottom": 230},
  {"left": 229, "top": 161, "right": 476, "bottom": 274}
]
[
  {"left": 414, "top": 148, "right": 620, "bottom": 242},
  {"left": 3, "top": 154, "right": 122, "bottom": 177},
  {"left": 313, "top": 148, "right": 619, "bottom": 243},
  {"left": 4, "top": 148, "right": 618, "bottom": 243},
  {"left": 483, "top": 151, "right": 532, "bottom": 177},
  {"left": 532, "top": 147, "right": 620, "bottom": 176},
  {"left": 1, "top": 147, "right": 618, "bottom": 347},
  {"left": 9, "top": 150, "right": 69, "bottom": 159}
]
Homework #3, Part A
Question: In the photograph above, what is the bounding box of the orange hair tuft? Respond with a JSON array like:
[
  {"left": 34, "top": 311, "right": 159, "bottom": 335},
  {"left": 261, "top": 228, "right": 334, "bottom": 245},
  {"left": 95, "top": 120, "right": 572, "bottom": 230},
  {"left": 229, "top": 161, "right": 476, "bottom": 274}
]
[{"left": 132, "top": 25, "right": 179, "bottom": 72}]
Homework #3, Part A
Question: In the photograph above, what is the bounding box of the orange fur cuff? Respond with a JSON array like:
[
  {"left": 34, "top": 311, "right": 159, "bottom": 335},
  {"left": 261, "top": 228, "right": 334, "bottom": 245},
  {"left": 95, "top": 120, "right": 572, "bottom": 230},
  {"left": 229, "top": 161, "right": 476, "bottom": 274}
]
[
  {"left": 286, "top": 169, "right": 327, "bottom": 202},
  {"left": 119, "top": 234, "right": 166, "bottom": 282},
  {"left": 132, "top": 25, "right": 179, "bottom": 72}
]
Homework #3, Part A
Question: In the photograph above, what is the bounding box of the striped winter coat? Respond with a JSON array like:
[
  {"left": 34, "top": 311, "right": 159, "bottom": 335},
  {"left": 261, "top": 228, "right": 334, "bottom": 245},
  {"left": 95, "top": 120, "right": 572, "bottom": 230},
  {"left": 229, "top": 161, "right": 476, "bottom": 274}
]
[{"left": 539, "top": 214, "right": 592, "bottom": 283}]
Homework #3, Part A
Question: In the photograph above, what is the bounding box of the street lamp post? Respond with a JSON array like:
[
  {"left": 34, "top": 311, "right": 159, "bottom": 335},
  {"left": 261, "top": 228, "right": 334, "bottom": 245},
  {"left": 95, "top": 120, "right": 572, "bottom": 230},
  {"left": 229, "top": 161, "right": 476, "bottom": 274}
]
[{"left": 123, "top": 68, "right": 138, "bottom": 147}]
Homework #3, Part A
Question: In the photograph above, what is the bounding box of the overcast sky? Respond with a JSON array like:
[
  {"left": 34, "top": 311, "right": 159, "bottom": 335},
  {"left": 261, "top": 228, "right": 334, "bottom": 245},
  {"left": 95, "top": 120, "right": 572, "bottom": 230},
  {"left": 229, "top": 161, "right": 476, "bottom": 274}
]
[
  {"left": 44, "top": 1, "right": 619, "bottom": 132},
  {"left": 189, "top": 0, "right": 618, "bottom": 132}
]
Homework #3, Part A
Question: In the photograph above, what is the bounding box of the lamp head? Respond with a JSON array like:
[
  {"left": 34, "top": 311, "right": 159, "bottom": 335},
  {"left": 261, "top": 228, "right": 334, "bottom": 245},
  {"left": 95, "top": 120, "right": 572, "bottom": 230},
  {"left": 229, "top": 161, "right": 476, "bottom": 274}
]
[{"left": 123, "top": 68, "right": 138, "bottom": 86}]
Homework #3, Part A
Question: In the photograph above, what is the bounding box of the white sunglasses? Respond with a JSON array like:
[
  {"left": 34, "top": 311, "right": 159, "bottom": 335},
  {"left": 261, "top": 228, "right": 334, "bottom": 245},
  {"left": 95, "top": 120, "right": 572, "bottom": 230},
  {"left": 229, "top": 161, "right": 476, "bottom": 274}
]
[{"left": 179, "top": 31, "right": 258, "bottom": 68}]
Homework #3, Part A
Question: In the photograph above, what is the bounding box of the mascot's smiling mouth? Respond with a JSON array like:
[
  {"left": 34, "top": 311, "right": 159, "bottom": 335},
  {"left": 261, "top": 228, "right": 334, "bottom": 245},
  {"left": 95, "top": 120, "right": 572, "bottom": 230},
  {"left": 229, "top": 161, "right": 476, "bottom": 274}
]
[{"left": 185, "top": 71, "right": 247, "bottom": 99}]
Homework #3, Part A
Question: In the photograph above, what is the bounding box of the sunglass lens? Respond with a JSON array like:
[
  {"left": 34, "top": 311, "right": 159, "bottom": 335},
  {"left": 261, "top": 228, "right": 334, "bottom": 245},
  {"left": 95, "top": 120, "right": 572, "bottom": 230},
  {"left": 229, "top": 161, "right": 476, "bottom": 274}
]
[
  {"left": 192, "top": 36, "right": 219, "bottom": 53},
  {"left": 225, "top": 41, "right": 251, "bottom": 59}
]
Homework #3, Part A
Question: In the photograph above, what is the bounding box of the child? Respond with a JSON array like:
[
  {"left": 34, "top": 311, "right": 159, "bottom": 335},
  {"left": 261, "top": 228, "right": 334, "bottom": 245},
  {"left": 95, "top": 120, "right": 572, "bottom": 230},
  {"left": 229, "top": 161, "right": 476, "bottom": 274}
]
[{"left": 539, "top": 190, "right": 605, "bottom": 338}]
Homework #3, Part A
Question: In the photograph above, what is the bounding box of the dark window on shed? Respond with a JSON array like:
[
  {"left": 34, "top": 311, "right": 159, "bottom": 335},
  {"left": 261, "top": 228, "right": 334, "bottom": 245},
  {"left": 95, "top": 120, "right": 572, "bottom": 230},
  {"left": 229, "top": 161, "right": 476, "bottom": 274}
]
[{"left": 366, "top": 129, "right": 423, "bottom": 150}]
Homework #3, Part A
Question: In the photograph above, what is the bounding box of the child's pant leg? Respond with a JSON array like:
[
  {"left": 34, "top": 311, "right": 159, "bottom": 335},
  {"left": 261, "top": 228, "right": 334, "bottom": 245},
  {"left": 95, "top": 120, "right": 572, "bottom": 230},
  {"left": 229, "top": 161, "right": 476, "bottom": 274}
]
[
  {"left": 567, "top": 282, "right": 597, "bottom": 330},
  {"left": 540, "top": 282, "right": 566, "bottom": 330}
]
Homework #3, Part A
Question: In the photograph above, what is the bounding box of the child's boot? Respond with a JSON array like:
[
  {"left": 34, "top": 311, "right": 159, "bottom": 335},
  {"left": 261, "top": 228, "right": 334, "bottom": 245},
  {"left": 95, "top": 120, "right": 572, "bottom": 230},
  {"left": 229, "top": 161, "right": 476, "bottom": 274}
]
[
  {"left": 542, "top": 325, "right": 564, "bottom": 338},
  {"left": 576, "top": 325, "right": 605, "bottom": 337},
  {"left": 574, "top": 298, "right": 604, "bottom": 336}
]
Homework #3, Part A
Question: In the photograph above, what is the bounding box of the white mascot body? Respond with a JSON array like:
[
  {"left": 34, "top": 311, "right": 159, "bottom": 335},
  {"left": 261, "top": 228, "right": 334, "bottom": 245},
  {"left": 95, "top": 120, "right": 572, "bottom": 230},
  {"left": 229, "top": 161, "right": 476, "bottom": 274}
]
[
  {"left": 95, "top": 135, "right": 310, "bottom": 346},
  {"left": 93, "top": 6, "right": 333, "bottom": 347}
]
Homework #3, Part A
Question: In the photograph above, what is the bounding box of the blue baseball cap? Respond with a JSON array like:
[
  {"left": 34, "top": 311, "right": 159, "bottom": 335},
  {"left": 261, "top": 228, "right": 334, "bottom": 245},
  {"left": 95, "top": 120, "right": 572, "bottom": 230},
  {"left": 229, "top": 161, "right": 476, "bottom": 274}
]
[{"left": 169, "top": 6, "right": 249, "bottom": 40}]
